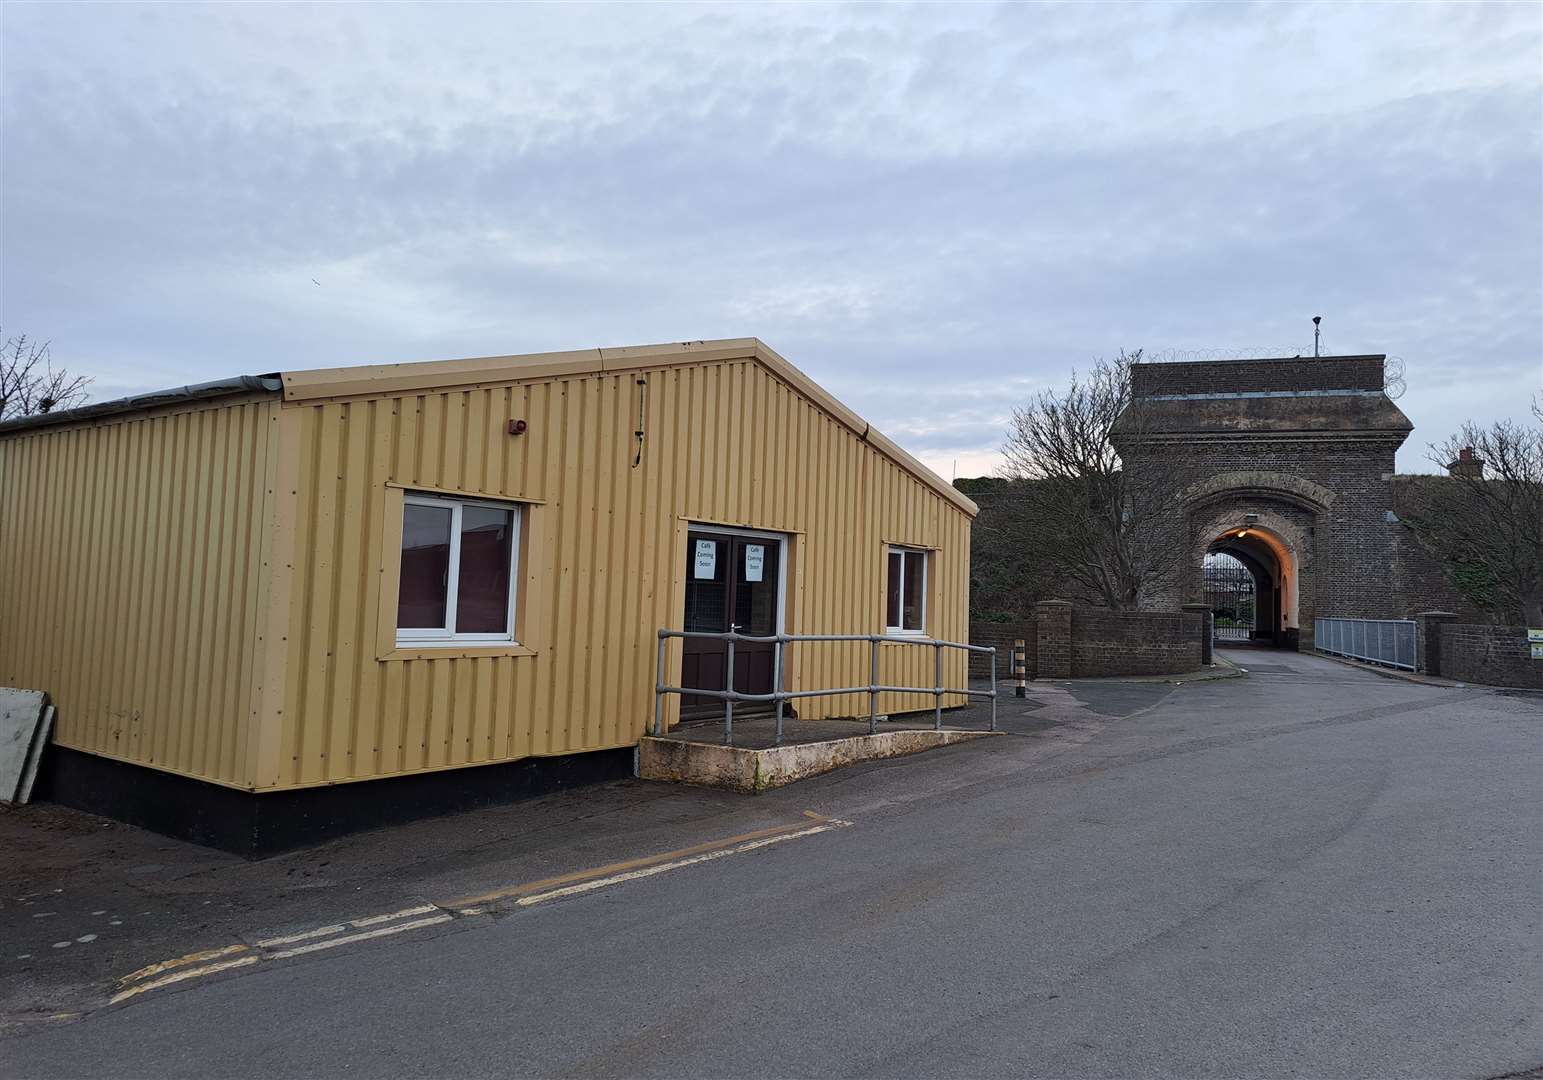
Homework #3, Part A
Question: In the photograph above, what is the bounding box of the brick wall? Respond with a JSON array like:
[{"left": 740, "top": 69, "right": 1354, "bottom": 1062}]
[
  {"left": 1036, "top": 602, "right": 1075, "bottom": 678},
  {"left": 969, "top": 608, "right": 1204, "bottom": 680},
  {"left": 967, "top": 621, "right": 1036, "bottom": 680},
  {"left": 1068, "top": 609, "right": 1203, "bottom": 677},
  {"left": 1131, "top": 356, "right": 1386, "bottom": 397},
  {"left": 1436, "top": 624, "right": 1543, "bottom": 689}
]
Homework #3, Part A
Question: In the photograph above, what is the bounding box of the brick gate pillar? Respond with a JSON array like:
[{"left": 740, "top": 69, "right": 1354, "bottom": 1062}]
[
  {"left": 1035, "top": 601, "right": 1073, "bottom": 679},
  {"left": 1182, "top": 603, "right": 1214, "bottom": 666},
  {"left": 1413, "top": 611, "right": 1458, "bottom": 676}
]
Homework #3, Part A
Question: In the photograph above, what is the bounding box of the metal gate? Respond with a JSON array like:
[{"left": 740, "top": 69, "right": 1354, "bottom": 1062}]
[{"left": 1204, "top": 552, "right": 1255, "bottom": 642}]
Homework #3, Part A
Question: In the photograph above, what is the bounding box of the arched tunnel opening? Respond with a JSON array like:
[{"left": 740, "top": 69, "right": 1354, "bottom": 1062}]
[{"left": 1204, "top": 524, "right": 1298, "bottom": 647}]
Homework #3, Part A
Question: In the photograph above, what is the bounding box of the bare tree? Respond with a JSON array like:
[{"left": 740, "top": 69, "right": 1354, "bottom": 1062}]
[
  {"left": 959, "top": 477, "right": 1064, "bottom": 619},
  {"left": 1402, "top": 400, "right": 1543, "bottom": 626},
  {"left": 0, "top": 331, "right": 91, "bottom": 423},
  {"left": 991, "top": 350, "right": 1188, "bottom": 609}
]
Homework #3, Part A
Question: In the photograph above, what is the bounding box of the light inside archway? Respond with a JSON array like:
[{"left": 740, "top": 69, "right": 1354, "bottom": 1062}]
[{"left": 1208, "top": 522, "right": 1299, "bottom": 631}]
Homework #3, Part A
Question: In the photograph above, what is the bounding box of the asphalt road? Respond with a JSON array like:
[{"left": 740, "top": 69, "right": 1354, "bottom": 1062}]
[{"left": 6, "top": 649, "right": 1541, "bottom": 1079}]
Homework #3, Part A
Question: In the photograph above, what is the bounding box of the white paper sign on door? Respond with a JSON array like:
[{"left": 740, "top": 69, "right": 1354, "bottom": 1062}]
[
  {"left": 744, "top": 544, "right": 765, "bottom": 582},
  {"left": 693, "top": 539, "right": 717, "bottom": 579}
]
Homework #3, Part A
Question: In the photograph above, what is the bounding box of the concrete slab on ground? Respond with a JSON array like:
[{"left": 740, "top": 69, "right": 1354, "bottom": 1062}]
[{"left": 639, "top": 728, "right": 999, "bottom": 793}]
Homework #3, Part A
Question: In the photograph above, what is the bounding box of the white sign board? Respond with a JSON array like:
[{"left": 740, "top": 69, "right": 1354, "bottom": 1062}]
[
  {"left": 744, "top": 544, "right": 765, "bottom": 582},
  {"left": 693, "top": 539, "right": 717, "bottom": 580}
]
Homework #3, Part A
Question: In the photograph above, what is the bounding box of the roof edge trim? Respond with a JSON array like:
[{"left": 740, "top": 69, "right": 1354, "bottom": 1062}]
[
  {"left": 1134, "top": 353, "right": 1388, "bottom": 366},
  {"left": 750, "top": 341, "right": 977, "bottom": 517},
  {"left": 0, "top": 375, "right": 283, "bottom": 435}
]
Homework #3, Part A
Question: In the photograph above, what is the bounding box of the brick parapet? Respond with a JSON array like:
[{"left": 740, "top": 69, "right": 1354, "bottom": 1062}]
[
  {"left": 1437, "top": 624, "right": 1543, "bottom": 690},
  {"left": 970, "top": 608, "right": 1221, "bottom": 681},
  {"left": 1131, "top": 356, "right": 1386, "bottom": 398},
  {"left": 1068, "top": 609, "right": 1202, "bottom": 677},
  {"left": 977, "top": 606, "right": 1206, "bottom": 681},
  {"left": 967, "top": 621, "right": 1036, "bottom": 681}
]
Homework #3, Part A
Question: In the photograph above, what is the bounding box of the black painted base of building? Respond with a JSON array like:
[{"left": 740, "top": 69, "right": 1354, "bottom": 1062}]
[{"left": 33, "top": 745, "right": 635, "bottom": 857}]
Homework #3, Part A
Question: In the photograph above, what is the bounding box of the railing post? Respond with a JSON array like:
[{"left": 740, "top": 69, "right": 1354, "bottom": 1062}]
[
  {"left": 724, "top": 634, "right": 736, "bottom": 747},
  {"left": 654, "top": 631, "right": 999, "bottom": 745},
  {"left": 654, "top": 632, "right": 666, "bottom": 737},
  {"left": 989, "top": 647, "right": 997, "bottom": 732},
  {"left": 868, "top": 635, "right": 879, "bottom": 735},
  {"left": 773, "top": 637, "right": 785, "bottom": 747},
  {"left": 934, "top": 640, "right": 943, "bottom": 731}
]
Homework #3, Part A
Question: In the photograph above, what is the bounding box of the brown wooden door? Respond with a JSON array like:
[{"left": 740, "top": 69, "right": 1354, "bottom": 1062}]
[{"left": 680, "top": 532, "right": 781, "bottom": 718}]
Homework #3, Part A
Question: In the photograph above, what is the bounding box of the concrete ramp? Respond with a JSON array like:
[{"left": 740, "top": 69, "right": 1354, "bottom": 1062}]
[{"left": 639, "top": 728, "right": 997, "bottom": 794}]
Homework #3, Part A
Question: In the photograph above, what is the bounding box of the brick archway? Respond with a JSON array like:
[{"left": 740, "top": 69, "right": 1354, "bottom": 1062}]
[
  {"left": 1097, "top": 352, "right": 1480, "bottom": 638},
  {"left": 1182, "top": 471, "right": 1337, "bottom": 514},
  {"left": 1186, "top": 497, "right": 1319, "bottom": 647}
]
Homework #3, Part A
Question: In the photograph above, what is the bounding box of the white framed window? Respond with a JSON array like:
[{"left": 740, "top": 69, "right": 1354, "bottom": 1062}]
[
  {"left": 885, "top": 546, "right": 928, "bottom": 635},
  {"left": 396, "top": 493, "right": 520, "bottom": 647}
]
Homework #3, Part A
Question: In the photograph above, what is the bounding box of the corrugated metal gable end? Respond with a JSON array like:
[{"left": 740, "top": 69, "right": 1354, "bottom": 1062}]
[
  {"left": 266, "top": 356, "right": 972, "bottom": 790},
  {"left": 277, "top": 339, "right": 977, "bottom": 519}
]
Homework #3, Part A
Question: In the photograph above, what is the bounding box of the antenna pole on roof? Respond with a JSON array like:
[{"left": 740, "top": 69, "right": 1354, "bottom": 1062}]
[{"left": 1312, "top": 315, "right": 1322, "bottom": 358}]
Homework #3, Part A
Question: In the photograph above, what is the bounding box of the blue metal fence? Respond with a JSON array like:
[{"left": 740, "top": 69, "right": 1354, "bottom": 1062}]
[{"left": 1314, "top": 617, "right": 1416, "bottom": 671}]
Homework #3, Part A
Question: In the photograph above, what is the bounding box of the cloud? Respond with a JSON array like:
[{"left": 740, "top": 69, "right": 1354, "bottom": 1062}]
[{"left": 2, "top": 1, "right": 1538, "bottom": 476}]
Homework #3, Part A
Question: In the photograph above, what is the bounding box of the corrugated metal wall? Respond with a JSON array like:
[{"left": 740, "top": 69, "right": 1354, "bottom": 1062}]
[
  {"left": 269, "top": 358, "right": 970, "bottom": 791},
  {"left": 0, "top": 399, "right": 277, "bottom": 788},
  {"left": 0, "top": 355, "right": 969, "bottom": 794}
]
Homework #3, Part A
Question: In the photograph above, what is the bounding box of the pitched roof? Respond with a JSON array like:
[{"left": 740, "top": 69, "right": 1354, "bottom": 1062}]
[
  {"left": 283, "top": 337, "right": 976, "bottom": 517},
  {"left": 2, "top": 338, "right": 976, "bottom": 517}
]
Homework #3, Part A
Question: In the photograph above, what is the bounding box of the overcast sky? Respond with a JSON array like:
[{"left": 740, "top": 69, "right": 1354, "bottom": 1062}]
[{"left": 3, "top": 2, "right": 1539, "bottom": 475}]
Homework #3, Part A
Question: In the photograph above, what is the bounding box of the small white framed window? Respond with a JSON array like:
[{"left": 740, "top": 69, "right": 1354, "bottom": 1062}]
[
  {"left": 885, "top": 546, "right": 928, "bottom": 636},
  {"left": 396, "top": 493, "right": 520, "bottom": 647}
]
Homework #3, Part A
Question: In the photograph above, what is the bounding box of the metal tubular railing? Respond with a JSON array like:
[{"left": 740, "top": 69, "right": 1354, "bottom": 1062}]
[
  {"left": 1314, "top": 616, "right": 1417, "bottom": 671},
  {"left": 654, "top": 630, "right": 998, "bottom": 746}
]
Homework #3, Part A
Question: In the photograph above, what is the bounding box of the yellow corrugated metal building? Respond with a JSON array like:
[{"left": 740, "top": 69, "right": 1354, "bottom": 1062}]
[{"left": 0, "top": 339, "right": 976, "bottom": 846}]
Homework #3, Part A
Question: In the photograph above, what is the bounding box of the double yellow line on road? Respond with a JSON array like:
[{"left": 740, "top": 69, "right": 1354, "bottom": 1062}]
[
  {"left": 106, "top": 810, "right": 851, "bottom": 1007},
  {"left": 450, "top": 810, "right": 850, "bottom": 912}
]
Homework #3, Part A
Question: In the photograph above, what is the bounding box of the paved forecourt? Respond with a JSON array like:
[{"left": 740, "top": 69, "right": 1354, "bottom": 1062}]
[{"left": 4, "top": 648, "right": 1539, "bottom": 1079}]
